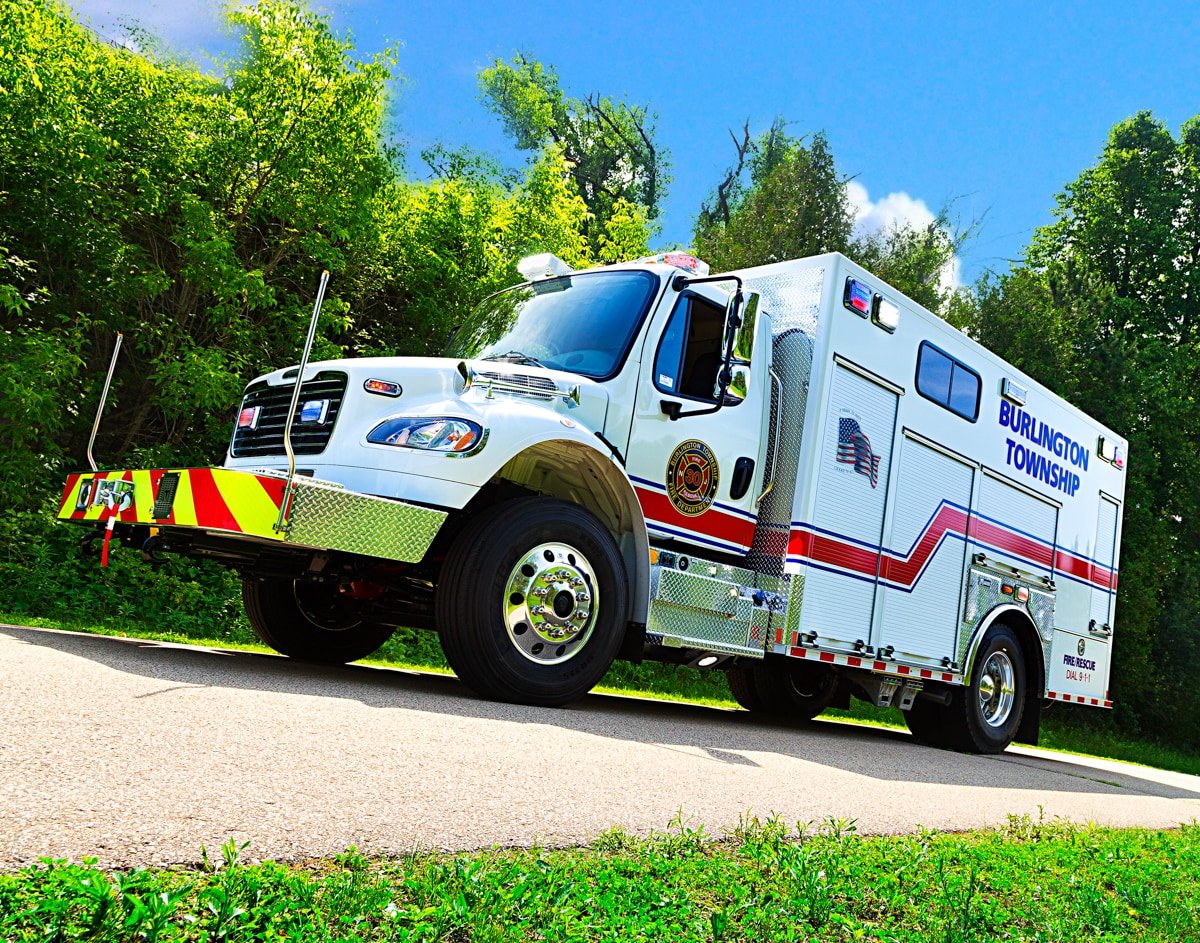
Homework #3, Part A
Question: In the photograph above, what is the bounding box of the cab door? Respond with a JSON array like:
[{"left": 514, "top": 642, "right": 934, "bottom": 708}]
[{"left": 625, "top": 289, "right": 769, "bottom": 556}]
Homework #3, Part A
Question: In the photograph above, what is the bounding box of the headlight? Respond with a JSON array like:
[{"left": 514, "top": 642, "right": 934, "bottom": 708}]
[{"left": 367, "top": 417, "right": 483, "bottom": 453}]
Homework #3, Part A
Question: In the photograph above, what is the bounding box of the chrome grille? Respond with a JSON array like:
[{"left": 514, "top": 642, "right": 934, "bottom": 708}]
[
  {"left": 476, "top": 371, "right": 557, "bottom": 399},
  {"left": 230, "top": 371, "right": 347, "bottom": 457}
]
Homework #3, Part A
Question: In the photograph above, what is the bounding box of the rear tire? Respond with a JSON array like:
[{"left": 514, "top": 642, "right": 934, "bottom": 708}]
[
  {"left": 905, "top": 623, "right": 1026, "bottom": 754},
  {"left": 241, "top": 578, "right": 395, "bottom": 664},
  {"left": 727, "top": 658, "right": 837, "bottom": 722},
  {"left": 903, "top": 697, "right": 957, "bottom": 749},
  {"left": 435, "top": 497, "right": 628, "bottom": 707},
  {"left": 726, "top": 664, "right": 769, "bottom": 712}
]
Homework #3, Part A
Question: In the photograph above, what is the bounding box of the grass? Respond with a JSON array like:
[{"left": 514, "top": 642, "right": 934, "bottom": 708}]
[
  {"left": 5, "top": 608, "right": 1199, "bottom": 779},
  {"left": 1, "top": 815, "right": 1198, "bottom": 941}
]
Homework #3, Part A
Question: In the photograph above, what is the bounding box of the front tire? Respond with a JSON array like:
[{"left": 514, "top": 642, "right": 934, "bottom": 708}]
[
  {"left": 435, "top": 497, "right": 628, "bottom": 707},
  {"left": 241, "top": 578, "right": 396, "bottom": 664}
]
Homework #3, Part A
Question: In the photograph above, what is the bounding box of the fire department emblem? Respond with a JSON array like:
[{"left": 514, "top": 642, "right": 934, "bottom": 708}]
[{"left": 666, "top": 440, "right": 719, "bottom": 517}]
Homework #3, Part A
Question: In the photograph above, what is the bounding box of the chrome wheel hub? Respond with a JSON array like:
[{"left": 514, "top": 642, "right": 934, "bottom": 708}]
[
  {"left": 978, "top": 650, "right": 1016, "bottom": 728},
  {"left": 504, "top": 542, "right": 597, "bottom": 664}
]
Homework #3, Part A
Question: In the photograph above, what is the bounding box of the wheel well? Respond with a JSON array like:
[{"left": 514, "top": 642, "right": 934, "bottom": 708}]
[
  {"left": 973, "top": 608, "right": 1045, "bottom": 745},
  {"left": 476, "top": 439, "right": 651, "bottom": 623}
]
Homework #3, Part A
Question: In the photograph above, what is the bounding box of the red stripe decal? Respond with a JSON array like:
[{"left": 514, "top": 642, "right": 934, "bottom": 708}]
[
  {"left": 60, "top": 473, "right": 82, "bottom": 518},
  {"left": 790, "top": 504, "right": 1116, "bottom": 591},
  {"left": 257, "top": 474, "right": 286, "bottom": 511},
  {"left": 188, "top": 468, "right": 241, "bottom": 532},
  {"left": 635, "top": 486, "right": 754, "bottom": 549}
]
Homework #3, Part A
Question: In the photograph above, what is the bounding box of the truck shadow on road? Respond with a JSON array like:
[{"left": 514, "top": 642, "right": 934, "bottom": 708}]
[{"left": 7, "top": 624, "right": 1198, "bottom": 803}]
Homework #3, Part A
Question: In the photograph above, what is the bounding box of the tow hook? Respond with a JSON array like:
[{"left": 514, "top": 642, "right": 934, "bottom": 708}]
[{"left": 141, "top": 534, "right": 168, "bottom": 565}]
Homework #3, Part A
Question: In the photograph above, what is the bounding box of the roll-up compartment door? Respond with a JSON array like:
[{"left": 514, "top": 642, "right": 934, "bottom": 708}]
[
  {"left": 794, "top": 363, "right": 898, "bottom": 650},
  {"left": 875, "top": 434, "right": 974, "bottom": 665},
  {"left": 973, "top": 472, "right": 1058, "bottom": 581}
]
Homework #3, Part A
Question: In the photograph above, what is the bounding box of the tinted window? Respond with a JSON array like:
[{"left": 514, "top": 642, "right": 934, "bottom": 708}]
[
  {"left": 653, "top": 294, "right": 726, "bottom": 402},
  {"left": 917, "top": 342, "right": 980, "bottom": 421}
]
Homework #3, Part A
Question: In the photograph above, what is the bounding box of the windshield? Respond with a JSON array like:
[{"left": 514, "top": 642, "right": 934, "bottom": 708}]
[{"left": 446, "top": 269, "right": 660, "bottom": 379}]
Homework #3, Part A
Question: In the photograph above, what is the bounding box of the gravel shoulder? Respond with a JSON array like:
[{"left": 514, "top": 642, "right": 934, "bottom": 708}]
[{"left": 3, "top": 624, "right": 1198, "bottom": 870}]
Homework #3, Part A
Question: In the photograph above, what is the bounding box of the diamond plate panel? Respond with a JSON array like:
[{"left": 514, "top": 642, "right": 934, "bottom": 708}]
[
  {"left": 286, "top": 478, "right": 446, "bottom": 563},
  {"left": 647, "top": 566, "right": 760, "bottom": 655},
  {"left": 745, "top": 266, "right": 824, "bottom": 584},
  {"left": 647, "top": 596, "right": 757, "bottom": 656},
  {"left": 1028, "top": 589, "right": 1055, "bottom": 641},
  {"left": 960, "top": 568, "right": 1056, "bottom": 686},
  {"left": 654, "top": 568, "right": 740, "bottom": 615}
]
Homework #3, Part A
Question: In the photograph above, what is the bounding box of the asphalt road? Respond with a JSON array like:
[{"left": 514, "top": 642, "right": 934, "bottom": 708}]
[{"left": 2, "top": 623, "right": 1198, "bottom": 869}]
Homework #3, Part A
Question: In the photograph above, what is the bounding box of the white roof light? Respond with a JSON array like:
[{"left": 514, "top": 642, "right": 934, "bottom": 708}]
[
  {"left": 517, "top": 253, "right": 574, "bottom": 281},
  {"left": 873, "top": 295, "right": 900, "bottom": 333}
]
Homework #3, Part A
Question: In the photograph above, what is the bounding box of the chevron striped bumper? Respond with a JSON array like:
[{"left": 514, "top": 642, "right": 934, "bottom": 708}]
[{"left": 57, "top": 468, "right": 447, "bottom": 564}]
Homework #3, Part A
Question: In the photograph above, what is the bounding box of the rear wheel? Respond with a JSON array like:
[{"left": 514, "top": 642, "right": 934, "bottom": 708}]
[
  {"left": 727, "top": 658, "right": 838, "bottom": 722},
  {"left": 241, "top": 578, "right": 395, "bottom": 664},
  {"left": 905, "top": 623, "right": 1026, "bottom": 754},
  {"left": 435, "top": 497, "right": 628, "bottom": 707}
]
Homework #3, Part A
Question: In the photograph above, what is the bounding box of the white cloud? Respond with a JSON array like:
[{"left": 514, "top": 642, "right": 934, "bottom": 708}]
[
  {"left": 846, "top": 179, "right": 961, "bottom": 291},
  {"left": 68, "top": 0, "right": 225, "bottom": 57}
]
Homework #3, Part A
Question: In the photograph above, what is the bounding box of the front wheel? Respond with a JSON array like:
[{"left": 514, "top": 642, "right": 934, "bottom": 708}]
[
  {"left": 241, "top": 578, "right": 396, "bottom": 664},
  {"left": 435, "top": 497, "right": 628, "bottom": 707}
]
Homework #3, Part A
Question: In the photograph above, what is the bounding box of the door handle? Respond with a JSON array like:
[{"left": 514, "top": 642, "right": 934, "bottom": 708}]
[{"left": 731, "top": 457, "right": 755, "bottom": 500}]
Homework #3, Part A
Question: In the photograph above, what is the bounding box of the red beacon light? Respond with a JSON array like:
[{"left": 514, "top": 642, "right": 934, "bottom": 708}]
[
  {"left": 635, "top": 252, "right": 710, "bottom": 276},
  {"left": 843, "top": 277, "right": 873, "bottom": 316}
]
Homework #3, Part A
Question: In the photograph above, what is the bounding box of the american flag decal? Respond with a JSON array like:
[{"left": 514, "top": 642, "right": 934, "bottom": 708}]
[{"left": 837, "top": 417, "right": 880, "bottom": 488}]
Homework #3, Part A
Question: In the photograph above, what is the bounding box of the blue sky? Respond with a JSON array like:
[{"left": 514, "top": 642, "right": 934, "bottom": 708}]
[{"left": 71, "top": 0, "right": 1200, "bottom": 285}]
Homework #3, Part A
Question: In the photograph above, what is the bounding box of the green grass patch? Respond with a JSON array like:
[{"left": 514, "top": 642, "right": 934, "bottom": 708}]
[{"left": 2, "top": 816, "right": 1198, "bottom": 941}]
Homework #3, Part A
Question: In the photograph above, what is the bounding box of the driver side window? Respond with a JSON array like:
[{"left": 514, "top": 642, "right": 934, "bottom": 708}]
[{"left": 653, "top": 294, "right": 726, "bottom": 402}]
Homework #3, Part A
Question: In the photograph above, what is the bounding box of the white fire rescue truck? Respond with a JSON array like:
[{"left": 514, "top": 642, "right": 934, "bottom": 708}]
[{"left": 58, "top": 251, "right": 1126, "bottom": 753}]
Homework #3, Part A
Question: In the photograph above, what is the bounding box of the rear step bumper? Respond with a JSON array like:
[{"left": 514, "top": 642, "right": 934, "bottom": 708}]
[{"left": 58, "top": 468, "right": 447, "bottom": 564}]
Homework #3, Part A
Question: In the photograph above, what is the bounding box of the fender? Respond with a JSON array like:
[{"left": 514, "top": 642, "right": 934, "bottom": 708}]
[
  {"left": 961, "top": 603, "right": 1048, "bottom": 695},
  {"left": 464, "top": 406, "right": 651, "bottom": 622}
]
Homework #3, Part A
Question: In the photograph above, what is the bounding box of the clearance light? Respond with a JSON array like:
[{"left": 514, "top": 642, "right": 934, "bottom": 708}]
[
  {"left": 873, "top": 295, "right": 900, "bottom": 333},
  {"left": 364, "top": 378, "right": 403, "bottom": 397},
  {"left": 367, "top": 417, "right": 483, "bottom": 453},
  {"left": 237, "top": 406, "right": 261, "bottom": 430},
  {"left": 517, "top": 252, "right": 574, "bottom": 281},
  {"left": 1001, "top": 378, "right": 1028, "bottom": 406},
  {"left": 1016, "top": 587, "right": 1030, "bottom": 603},
  {"left": 1001, "top": 583, "right": 1015, "bottom": 596},
  {"left": 843, "top": 277, "right": 872, "bottom": 317}
]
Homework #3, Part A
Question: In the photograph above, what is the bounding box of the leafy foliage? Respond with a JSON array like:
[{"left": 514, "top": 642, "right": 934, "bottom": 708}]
[
  {"left": 479, "top": 53, "right": 668, "bottom": 258},
  {"left": 694, "top": 118, "right": 964, "bottom": 312}
]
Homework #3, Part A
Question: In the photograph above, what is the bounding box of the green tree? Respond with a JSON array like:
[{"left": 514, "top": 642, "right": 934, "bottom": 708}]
[
  {"left": 693, "top": 118, "right": 963, "bottom": 311},
  {"left": 479, "top": 54, "right": 667, "bottom": 258},
  {"left": 694, "top": 120, "right": 853, "bottom": 270},
  {"left": 977, "top": 111, "right": 1200, "bottom": 745}
]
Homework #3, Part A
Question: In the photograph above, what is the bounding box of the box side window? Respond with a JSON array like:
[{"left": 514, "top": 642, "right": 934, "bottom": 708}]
[{"left": 916, "top": 341, "right": 980, "bottom": 421}]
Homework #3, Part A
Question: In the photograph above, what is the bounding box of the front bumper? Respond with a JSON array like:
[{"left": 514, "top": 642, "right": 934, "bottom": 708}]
[{"left": 57, "top": 468, "right": 447, "bottom": 564}]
